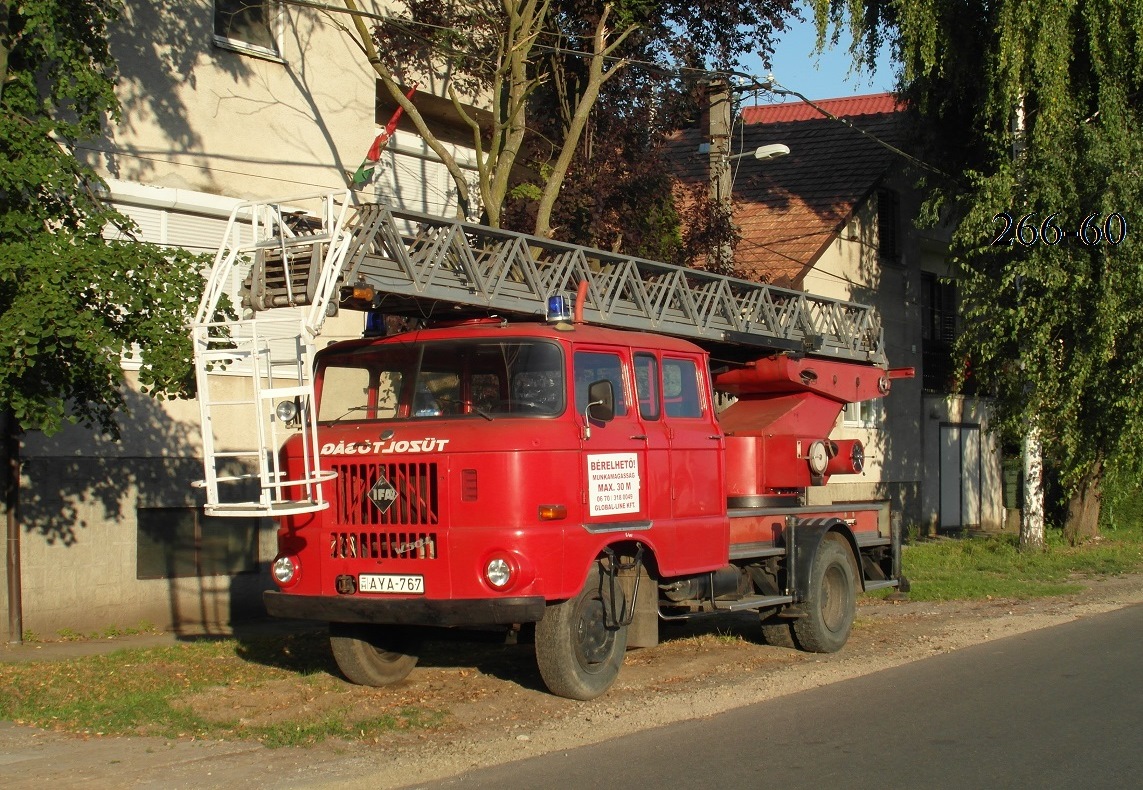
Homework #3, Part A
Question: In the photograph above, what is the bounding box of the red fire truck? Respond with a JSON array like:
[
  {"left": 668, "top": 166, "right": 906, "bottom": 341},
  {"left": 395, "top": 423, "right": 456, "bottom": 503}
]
[{"left": 193, "top": 193, "right": 909, "bottom": 700}]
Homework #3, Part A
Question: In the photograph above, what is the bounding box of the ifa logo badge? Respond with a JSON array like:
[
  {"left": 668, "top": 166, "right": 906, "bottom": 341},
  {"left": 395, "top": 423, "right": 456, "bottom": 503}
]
[{"left": 369, "top": 474, "right": 399, "bottom": 513}]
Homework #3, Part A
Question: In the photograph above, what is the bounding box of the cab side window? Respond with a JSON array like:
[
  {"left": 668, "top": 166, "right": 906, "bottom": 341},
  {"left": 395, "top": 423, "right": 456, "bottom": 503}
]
[
  {"left": 634, "top": 353, "right": 660, "bottom": 420},
  {"left": 663, "top": 357, "right": 702, "bottom": 418},
  {"left": 574, "top": 351, "right": 628, "bottom": 416}
]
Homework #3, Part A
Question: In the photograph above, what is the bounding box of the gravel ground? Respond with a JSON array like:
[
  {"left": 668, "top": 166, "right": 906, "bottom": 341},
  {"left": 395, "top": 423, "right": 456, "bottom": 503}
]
[{"left": 2, "top": 573, "right": 1142, "bottom": 789}]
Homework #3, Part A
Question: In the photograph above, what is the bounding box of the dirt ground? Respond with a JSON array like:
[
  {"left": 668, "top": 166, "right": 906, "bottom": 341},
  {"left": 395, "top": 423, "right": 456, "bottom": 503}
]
[{"left": 2, "top": 574, "right": 1143, "bottom": 789}]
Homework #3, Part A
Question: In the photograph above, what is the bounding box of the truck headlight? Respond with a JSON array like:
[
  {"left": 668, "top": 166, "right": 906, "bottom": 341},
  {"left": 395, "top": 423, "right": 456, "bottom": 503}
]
[
  {"left": 272, "top": 555, "right": 299, "bottom": 586},
  {"left": 485, "top": 557, "right": 513, "bottom": 589}
]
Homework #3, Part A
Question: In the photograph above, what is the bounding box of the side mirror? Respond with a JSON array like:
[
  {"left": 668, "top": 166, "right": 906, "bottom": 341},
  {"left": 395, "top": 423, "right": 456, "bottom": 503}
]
[{"left": 586, "top": 379, "right": 615, "bottom": 423}]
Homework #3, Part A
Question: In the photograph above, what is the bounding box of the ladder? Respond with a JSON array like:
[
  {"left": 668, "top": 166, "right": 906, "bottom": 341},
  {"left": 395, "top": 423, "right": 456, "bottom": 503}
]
[
  {"left": 338, "top": 203, "right": 886, "bottom": 364},
  {"left": 192, "top": 192, "right": 354, "bottom": 516},
  {"left": 192, "top": 191, "right": 886, "bottom": 516}
]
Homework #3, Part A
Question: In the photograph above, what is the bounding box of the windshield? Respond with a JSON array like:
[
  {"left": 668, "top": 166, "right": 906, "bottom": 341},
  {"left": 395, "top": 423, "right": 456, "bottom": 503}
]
[{"left": 316, "top": 338, "right": 565, "bottom": 422}]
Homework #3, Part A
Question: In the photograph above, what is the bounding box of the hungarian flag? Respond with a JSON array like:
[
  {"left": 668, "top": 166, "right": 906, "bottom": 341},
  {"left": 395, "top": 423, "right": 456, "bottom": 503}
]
[{"left": 352, "top": 83, "right": 418, "bottom": 188}]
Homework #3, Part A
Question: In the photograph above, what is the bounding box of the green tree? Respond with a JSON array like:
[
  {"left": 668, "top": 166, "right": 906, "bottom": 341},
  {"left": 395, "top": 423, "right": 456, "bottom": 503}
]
[
  {"left": 348, "top": 0, "right": 795, "bottom": 241},
  {"left": 0, "top": 0, "right": 204, "bottom": 439},
  {"left": 819, "top": 0, "right": 1143, "bottom": 544},
  {"left": 503, "top": 2, "right": 794, "bottom": 257}
]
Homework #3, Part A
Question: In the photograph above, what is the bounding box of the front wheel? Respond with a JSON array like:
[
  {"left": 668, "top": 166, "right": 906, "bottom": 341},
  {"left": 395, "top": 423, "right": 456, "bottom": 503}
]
[
  {"left": 329, "top": 623, "right": 420, "bottom": 686},
  {"left": 759, "top": 619, "right": 797, "bottom": 649},
  {"left": 534, "top": 564, "right": 628, "bottom": 700},
  {"left": 792, "top": 535, "right": 857, "bottom": 653}
]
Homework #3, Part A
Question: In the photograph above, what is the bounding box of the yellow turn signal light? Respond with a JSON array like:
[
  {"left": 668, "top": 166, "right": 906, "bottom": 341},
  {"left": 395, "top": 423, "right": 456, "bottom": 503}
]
[{"left": 538, "top": 504, "right": 567, "bottom": 521}]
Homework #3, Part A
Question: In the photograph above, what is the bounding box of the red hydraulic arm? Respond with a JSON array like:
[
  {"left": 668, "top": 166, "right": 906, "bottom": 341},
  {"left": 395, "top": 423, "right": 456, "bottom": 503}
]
[{"left": 715, "top": 356, "right": 912, "bottom": 500}]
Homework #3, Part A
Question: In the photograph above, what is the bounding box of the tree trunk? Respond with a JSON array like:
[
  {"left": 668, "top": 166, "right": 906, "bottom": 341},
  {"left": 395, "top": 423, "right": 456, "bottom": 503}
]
[
  {"left": 533, "top": 8, "right": 635, "bottom": 238},
  {"left": 1063, "top": 462, "right": 1102, "bottom": 546},
  {"left": 1020, "top": 427, "right": 1044, "bottom": 552}
]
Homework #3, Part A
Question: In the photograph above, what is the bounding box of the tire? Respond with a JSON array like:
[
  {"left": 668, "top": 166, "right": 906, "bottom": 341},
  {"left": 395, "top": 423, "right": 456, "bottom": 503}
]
[
  {"left": 329, "top": 622, "right": 419, "bottom": 686},
  {"left": 534, "top": 565, "right": 628, "bottom": 700},
  {"left": 792, "top": 534, "right": 857, "bottom": 653},
  {"left": 759, "top": 619, "right": 797, "bottom": 649}
]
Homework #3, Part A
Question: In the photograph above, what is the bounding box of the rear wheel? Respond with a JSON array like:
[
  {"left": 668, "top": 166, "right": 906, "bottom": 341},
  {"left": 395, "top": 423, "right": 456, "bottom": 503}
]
[
  {"left": 792, "top": 535, "right": 857, "bottom": 653},
  {"left": 535, "top": 565, "right": 628, "bottom": 700},
  {"left": 329, "top": 623, "right": 419, "bottom": 686}
]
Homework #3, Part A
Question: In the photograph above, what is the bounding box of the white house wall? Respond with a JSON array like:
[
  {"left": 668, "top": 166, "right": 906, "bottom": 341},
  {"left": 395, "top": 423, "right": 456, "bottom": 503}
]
[
  {"left": 800, "top": 196, "right": 926, "bottom": 526},
  {"left": 795, "top": 183, "right": 1003, "bottom": 534}
]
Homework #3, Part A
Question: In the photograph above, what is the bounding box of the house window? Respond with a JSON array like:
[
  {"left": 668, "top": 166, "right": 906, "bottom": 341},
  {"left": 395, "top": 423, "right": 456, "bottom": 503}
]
[
  {"left": 213, "top": 0, "right": 280, "bottom": 58},
  {"left": 137, "top": 508, "right": 260, "bottom": 579},
  {"left": 843, "top": 399, "right": 880, "bottom": 428},
  {"left": 921, "top": 272, "right": 958, "bottom": 392},
  {"left": 878, "top": 189, "right": 899, "bottom": 261}
]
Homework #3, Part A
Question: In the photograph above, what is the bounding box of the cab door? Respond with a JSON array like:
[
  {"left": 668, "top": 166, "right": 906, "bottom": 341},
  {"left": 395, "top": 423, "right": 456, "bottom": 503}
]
[
  {"left": 632, "top": 351, "right": 673, "bottom": 523},
  {"left": 662, "top": 354, "right": 727, "bottom": 570},
  {"left": 574, "top": 348, "right": 648, "bottom": 528}
]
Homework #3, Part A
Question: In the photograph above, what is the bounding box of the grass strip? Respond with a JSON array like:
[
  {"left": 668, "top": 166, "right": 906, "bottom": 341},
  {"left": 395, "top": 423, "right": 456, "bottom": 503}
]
[
  {"left": 897, "top": 524, "right": 1143, "bottom": 601},
  {"left": 0, "top": 634, "right": 443, "bottom": 746}
]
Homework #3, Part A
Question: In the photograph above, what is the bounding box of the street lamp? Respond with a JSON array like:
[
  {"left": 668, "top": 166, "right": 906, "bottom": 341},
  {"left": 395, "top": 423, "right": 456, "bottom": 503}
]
[
  {"left": 728, "top": 143, "right": 791, "bottom": 162},
  {"left": 698, "top": 142, "right": 791, "bottom": 162}
]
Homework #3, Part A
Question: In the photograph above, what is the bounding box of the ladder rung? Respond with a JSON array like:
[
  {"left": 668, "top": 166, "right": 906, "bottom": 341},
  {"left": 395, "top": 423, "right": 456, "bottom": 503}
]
[
  {"left": 260, "top": 470, "right": 338, "bottom": 489},
  {"left": 205, "top": 500, "right": 330, "bottom": 517},
  {"left": 255, "top": 234, "right": 332, "bottom": 247},
  {"left": 258, "top": 386, "right": 314, "bottom": 399}
]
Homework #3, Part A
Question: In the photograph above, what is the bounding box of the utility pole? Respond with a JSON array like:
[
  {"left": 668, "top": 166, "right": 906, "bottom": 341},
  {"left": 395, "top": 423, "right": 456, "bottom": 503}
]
[{"left": 707, "top": 78, "right": 733, "bottom": 272}]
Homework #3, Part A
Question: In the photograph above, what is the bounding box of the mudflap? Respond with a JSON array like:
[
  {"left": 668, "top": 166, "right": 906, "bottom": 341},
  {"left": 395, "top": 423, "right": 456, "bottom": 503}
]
[{"left": 603, "top": 545, "right": 658, "bottom": 648}]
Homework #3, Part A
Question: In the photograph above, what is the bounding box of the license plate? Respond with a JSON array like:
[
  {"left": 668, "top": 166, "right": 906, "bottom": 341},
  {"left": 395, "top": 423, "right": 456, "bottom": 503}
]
[{"left": 358, "top": 574, "right": 425, "bottom": 595}]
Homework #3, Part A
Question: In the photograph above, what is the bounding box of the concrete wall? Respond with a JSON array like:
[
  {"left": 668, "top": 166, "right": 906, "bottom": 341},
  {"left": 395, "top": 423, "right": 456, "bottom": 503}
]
[{"left": 14, "top": 375, "right": 260, "bottom": 636}]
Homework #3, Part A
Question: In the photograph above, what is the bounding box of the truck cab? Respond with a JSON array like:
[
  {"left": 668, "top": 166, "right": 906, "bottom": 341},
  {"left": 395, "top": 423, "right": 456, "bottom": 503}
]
[{"left": 267, "top": 317, "right": 728, "bottom": 671}]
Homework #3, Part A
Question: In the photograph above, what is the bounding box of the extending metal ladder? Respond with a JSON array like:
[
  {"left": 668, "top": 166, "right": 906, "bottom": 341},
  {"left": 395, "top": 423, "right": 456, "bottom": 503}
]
[
  {"left": 337, "top": 203, "right": 885, "bottom": 364},
  {"left": 192, "top": 191, "right": 886, "bottom": 516}
]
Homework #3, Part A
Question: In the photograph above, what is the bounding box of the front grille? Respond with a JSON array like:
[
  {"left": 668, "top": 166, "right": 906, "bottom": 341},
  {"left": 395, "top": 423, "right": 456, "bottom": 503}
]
[
  {"left": 330, "top": 461, "right": 439, "bottom": 527},
  {"left": 330, "top": 531, "right": 438, "bottom": 560}
]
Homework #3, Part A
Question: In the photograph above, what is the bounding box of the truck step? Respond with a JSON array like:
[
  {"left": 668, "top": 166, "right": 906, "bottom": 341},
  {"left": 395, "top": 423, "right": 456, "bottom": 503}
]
[{"left": 712, "top": 594, "right": 794, "bottom": 612}]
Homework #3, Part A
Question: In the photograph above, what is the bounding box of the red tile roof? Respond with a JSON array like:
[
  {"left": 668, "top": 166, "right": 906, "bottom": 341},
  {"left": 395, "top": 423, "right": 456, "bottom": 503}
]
[
  {"left": 666, "top": 92, "right": 908, "bottom": 287},
  {"left": 741, "top": 93, "right": 904, "bottom": 125}
]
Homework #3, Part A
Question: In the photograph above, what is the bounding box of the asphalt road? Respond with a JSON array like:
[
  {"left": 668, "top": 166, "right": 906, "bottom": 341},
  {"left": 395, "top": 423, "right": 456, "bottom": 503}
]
[{"left": 423, "top": 603, "right": 1143, "bottom": 790}]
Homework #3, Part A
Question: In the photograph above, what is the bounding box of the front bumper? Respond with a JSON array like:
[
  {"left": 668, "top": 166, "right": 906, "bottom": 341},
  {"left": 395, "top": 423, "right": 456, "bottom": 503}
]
[{"left": 264, "top": 590, "right": 547, "bottom": 626}]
